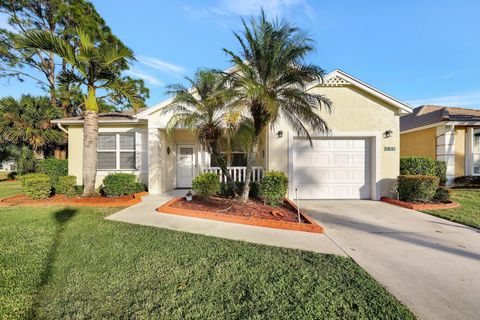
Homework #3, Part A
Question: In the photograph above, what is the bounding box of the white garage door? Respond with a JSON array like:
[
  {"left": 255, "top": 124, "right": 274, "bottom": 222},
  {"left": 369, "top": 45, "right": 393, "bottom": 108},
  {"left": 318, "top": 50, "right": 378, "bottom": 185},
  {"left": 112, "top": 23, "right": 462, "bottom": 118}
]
[{"left": 291, "top": 138, "right": 371, "bottom": 199}]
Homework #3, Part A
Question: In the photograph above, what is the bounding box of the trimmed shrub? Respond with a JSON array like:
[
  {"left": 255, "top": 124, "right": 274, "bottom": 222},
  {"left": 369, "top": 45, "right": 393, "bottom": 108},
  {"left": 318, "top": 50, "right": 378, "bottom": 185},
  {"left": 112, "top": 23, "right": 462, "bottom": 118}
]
[
  {"left": 101, "top": 173, "right": 146, "bottom": 197},
  {"left": 7, "top": 171, "right": 17, "bottom": 180},
  {"left": 192, "top": 173, "right": 220, "bottom": 197},
  {"left": 432, "top": 186, "right": 451, "bottom": 203},
  {"left": 219, "top": 181, "right": 259, "bottom": 198},
  {"left": 454, "top": 176, "right": 480, "bottom": 188},
  {"left": 400, "top": 157, "right": 436, "bottom": 176},
  {"left": 397, "top": 175, "right": 439, "bottom": 203},
  {"left": 259, "top": 170, "right": 288, "bottom": 206},
  {"left": 36, "top": 158, "right": 68, "bottom": 189},
  {"left": 56, "top": 176, "right": 77, "bottom": 196},
  {"left": 434, "top": 160, "right": 447, "bottom": 185},
  {"left": 22, "top": 173, "right": 52, "bottom": 199}
]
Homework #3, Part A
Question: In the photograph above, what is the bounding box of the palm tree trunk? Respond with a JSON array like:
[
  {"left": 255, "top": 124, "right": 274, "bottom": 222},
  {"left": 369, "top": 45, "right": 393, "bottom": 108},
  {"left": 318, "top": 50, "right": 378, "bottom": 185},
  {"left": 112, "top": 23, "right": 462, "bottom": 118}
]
[
  {"left": 208, "top": 140, "right": 238, "bottom": 196},
  {"left": 82, "top": 110, "right": 98, "bottom": 196},
  {"left": 240, "top": 133, "right": 261, "bottom": 201}
]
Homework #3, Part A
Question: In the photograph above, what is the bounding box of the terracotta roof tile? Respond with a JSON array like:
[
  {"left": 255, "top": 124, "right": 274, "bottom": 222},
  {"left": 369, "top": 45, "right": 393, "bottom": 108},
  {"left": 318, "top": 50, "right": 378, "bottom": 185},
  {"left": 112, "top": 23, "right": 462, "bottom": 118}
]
[{"left": 401, "top": 105, "right": 480, "bottom": 131}]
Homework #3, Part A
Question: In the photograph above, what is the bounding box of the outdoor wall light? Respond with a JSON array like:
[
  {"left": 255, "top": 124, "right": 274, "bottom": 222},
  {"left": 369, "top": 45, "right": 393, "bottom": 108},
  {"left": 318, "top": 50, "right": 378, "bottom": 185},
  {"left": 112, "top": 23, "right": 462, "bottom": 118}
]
[
  {"left": 276, "top": 130, "right": 284, "bottom": 138},
  {"left": 384, "top": 130, "right": 393, "bottom": 138}
]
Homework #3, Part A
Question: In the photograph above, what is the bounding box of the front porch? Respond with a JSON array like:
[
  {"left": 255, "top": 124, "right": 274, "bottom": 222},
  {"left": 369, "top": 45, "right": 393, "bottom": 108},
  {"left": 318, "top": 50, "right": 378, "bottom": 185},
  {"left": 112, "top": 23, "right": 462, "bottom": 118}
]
[{"left": 147, "top": 128, "right": 266, "bottom": 193}]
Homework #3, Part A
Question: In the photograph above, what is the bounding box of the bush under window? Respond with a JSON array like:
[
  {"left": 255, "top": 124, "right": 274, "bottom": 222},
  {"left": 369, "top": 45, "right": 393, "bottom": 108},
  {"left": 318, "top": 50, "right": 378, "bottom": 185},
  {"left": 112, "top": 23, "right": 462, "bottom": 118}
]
[
  {"left": 22, "top": 173, "right": 52, "bottom": 199},
  {"left": 259, "top": 170, "right": 288, "bottom": 206},
  {"left": 36, "top": 158, "right": 68, "bottom": 189},
  {"left": 453, "top": 176, "right": 480, "bottom": 188},
  {"left": 397, "top": 175, "right": 439, "bottom": 203},
  {"left": 192, "top": 173, "right": 220, "bottom": 197},
  {"left": 101, "top": 173, "right": 145, "bottom": 197},
  {"left": 56, "top": 176, "right": 77, "bottom": 196}
]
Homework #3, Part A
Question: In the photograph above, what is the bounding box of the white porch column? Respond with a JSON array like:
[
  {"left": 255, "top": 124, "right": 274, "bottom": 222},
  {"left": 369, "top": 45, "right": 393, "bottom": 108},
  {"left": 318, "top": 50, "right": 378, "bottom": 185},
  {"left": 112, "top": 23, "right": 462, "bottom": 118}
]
[
  {"left": 436, "top": 125, "right": 455, "bottom": 185},
  {"left": 148, "top": 128, "right": 164, "bottom": 194},
  {"left": 465, "top": 127, "right": 474, "bottom": 176}
]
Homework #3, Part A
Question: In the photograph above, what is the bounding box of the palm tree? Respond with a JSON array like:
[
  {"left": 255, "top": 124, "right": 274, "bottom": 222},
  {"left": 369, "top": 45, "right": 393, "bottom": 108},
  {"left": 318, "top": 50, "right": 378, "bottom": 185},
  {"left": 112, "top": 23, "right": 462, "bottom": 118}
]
[
  {"left": 224, "top": 11, "right": 332, "bottom": 200},
  {"left": 0, "top": 95, "right": 65, "bottom": 157},
  {"left": 16, "top": 29, "right": 144, "bottom": 196},
  {"left": 163, "top": 69, "right": 241, "bottom": 194}
]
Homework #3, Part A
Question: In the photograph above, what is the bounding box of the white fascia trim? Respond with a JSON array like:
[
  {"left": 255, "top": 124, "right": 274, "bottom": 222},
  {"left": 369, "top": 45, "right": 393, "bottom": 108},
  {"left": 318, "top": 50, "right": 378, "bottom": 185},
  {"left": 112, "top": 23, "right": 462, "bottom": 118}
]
[
  {"left": 136, "top": 96, "right": 175, "bottom": 119},
  {"left": 51, "top": 119, "right": 145, "bottom": 125},
  {"left": 401, "top": 121, "right": 480, "bottom": 134},
  {"left": 307, "top": 69, "right": 413, "bottom": 115}
]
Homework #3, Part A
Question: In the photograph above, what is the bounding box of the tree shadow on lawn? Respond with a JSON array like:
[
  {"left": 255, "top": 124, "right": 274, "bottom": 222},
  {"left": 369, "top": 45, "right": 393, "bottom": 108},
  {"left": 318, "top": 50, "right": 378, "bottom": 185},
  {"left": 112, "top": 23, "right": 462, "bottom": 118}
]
[{"left": 29, "top": 207, "right": 77, "bottom": 318}]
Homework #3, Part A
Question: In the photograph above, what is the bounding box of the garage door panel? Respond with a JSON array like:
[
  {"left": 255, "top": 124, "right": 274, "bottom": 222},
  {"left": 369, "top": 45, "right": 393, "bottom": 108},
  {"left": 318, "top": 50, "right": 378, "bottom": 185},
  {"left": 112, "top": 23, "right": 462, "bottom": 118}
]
[
  {"left": 352, "top": 139, "right": 366, "bottom": 149},
  {"left": 333, "top": 154, "right": 349, "bottom": 166},
  {"left": 292, "top": 138, "right": 371, "bottom": 199},
  {"left": 333, "top": 170, "right": 349, "bottom": 182}
]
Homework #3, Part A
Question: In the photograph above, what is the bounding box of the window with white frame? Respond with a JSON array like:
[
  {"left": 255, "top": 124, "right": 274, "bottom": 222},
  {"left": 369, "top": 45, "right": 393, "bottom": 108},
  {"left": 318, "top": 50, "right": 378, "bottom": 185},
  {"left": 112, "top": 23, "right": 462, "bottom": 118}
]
[
  {"left": 473, "top": 129, "right": 480, "bottom": 175},
  {"left": 97, "top": 133, "right": 136, "bottom": 170}
]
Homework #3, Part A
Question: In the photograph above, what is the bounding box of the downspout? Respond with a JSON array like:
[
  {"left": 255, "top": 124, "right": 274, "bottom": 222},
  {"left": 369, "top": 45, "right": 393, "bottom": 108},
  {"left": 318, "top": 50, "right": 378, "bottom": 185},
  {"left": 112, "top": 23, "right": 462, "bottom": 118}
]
[{"left": 57, "top": 122, "right": 68, "bottom": 134}]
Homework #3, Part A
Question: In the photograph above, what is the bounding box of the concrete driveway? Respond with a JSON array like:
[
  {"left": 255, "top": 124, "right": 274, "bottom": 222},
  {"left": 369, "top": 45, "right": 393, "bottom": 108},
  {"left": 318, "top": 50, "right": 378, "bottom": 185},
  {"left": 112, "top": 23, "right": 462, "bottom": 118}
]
[{"left": 301, "top": 200, "right": 480, "bottom": 320}]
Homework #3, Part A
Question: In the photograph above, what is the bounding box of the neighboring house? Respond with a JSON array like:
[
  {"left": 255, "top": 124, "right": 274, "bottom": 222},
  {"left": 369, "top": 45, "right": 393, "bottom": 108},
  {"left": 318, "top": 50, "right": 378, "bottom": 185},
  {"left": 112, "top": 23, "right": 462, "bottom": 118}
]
[
  {"left": 400, "top": 105, "right": 480, "bottom": 184},
  {"left": 52, "top": 69, "right": 412, "bottom": 200},
  {"left": 0, "top": 159, "right": 16, "bottom": 172}
]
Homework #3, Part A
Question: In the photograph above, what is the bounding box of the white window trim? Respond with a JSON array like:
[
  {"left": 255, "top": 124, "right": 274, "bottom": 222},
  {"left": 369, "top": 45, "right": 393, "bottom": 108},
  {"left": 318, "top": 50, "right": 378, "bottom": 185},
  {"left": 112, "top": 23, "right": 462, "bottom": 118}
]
[
  {"left": 472, "top": 128, "right": 480, "bottom": 176},
  {"left": 97, "top": 133, "right": 136, "bottom": 171}
]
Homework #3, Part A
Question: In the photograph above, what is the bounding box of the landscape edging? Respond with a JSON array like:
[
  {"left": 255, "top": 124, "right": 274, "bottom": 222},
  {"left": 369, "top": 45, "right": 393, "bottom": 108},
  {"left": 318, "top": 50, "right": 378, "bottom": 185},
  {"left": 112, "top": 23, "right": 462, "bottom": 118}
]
[
  {"left": 0, "top": 191, "right": 149, "bottom": 207},
  {"left": 156, "top": 197, "right": 324, "bottom": 234},
  {"left": 381, "top": 197, "right": 460, "bottom": 210}
]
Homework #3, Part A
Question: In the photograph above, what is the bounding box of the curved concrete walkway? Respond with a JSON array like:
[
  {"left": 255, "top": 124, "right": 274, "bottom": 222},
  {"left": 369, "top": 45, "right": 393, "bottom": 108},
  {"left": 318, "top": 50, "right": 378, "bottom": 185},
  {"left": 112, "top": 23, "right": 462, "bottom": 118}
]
[
  {"left": 302, "top": 200, "right": 480, "bottom": 320},
  {"left": 106, "top": 191, "right": 345, "bottom": 256}
]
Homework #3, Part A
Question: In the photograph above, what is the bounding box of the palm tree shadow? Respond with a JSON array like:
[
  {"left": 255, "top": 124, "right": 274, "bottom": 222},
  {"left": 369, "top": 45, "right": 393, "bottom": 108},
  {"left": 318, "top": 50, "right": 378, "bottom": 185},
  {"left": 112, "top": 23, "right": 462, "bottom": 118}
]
[{"left": 29, "top": 207, "right": 77, "bottom": 317}]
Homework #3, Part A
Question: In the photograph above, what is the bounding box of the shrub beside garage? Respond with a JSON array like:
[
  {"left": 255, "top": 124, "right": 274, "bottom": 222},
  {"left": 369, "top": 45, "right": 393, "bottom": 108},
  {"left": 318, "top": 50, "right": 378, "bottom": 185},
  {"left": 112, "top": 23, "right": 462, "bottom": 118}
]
[{"left": 398, "top": 157, "right": 451, "bottom": 203}]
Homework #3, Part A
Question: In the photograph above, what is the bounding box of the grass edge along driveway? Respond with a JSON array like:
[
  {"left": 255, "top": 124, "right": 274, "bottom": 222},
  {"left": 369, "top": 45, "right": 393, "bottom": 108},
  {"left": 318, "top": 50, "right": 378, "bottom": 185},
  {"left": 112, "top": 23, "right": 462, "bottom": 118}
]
[
  {"left": 422, "top": 189, "right": 480, "bottom": 229},
  {"left": 0, "top": 203, "right": 414, "bottom": 319}
]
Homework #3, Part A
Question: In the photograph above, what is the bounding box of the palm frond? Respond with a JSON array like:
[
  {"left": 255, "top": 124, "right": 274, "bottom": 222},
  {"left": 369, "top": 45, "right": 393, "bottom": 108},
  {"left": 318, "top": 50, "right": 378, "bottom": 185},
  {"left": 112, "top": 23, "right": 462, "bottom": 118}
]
[{"left": 16, "top": 30, "right": 75, "bottom": 65}]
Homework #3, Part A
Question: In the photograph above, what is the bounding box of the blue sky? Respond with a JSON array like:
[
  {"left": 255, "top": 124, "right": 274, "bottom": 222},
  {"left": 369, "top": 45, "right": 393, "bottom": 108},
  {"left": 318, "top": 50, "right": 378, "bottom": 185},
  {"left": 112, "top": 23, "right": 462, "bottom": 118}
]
[{"left": 1, "top": 0, "right": 480, "bottom": 109}]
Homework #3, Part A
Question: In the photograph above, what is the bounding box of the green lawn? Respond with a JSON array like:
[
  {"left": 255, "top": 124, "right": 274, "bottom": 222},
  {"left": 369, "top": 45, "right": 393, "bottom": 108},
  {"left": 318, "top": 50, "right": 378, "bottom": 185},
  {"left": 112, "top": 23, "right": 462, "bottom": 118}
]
[
  {"left": 422, "top": 189, "right": 480, "bottom": 229},
  {"left": 0, "top": 180, "right": 22, "bottom": 198},
  {"left": 0, "top": 195, "right": 414, "bottom": 319}
]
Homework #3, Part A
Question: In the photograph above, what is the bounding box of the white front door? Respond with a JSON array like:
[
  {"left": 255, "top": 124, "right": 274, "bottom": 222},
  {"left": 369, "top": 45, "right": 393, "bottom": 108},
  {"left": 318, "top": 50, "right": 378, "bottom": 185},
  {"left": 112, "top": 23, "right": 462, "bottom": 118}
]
[
  {"left": 176, "top": 145, "right": 195, "bottom": 188},
  {"left": 291, "top": 138, "right": 371, "bottom": 199}
]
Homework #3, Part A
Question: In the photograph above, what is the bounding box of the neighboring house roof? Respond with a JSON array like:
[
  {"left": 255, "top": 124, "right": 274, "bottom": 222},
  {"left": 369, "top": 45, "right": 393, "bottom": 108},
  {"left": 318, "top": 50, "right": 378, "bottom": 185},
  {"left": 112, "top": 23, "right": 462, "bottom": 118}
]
[
  {"left": 400, "top": 105, "right": 480, "bottom": 132},
  {"left": 136, "top": 68, "right": 413, "bottom": 119},
  {"left": 52, "top": 108, "right": 147, "bottom": 125}
]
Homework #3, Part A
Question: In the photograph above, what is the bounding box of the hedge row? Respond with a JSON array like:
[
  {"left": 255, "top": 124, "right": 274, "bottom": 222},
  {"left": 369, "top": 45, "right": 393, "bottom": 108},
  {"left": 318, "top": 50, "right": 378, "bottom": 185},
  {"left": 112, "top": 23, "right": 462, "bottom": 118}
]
[
  {"left": 400, "top": 157, "right": 447, "bottom": 185},
  {"left": 101, "top": 173, "right": 146, "bottom": 197},
  {"left": 192, "top": 170, "right": 288, "bottom": 206}
]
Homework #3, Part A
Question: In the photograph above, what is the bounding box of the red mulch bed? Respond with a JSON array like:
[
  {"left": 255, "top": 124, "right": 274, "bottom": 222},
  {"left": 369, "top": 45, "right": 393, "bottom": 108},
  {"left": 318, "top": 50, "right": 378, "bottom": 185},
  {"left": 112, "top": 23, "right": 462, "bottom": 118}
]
[
  {"left": 381, "top": 197, "right": 461, "bottom": 210},
  {"left": 157, "top": 196, "right": 324, "bottom": 233},
  {"left": 171, "top": 196, "right": 307, "bottom": 223},
  {"left": 0, "top": 192, "right": 148, "bottom": 207}
]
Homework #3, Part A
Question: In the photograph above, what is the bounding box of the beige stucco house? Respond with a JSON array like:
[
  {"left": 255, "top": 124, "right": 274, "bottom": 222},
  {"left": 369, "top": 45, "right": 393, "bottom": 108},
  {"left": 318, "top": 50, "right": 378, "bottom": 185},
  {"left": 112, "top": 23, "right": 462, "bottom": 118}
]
[
  {"left": 52, "top": 69, "right": 412, "bottom": 200},
  {"left": 400, "top": 105, "right": 480, "bottom": 184}
]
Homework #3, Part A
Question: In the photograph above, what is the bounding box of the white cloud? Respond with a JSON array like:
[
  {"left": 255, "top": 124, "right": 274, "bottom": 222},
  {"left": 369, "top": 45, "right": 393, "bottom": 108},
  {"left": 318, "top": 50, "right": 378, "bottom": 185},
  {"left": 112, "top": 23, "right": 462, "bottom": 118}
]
[
  {"left": 408, "top": 91, "right": 480, "bottom": 108},
  {"left": 440, "top": 71, "right": 459, "bottom": 79},
  {"left": 125, "top": 69, "right": 161, "bottom": 86},
  {"left": 137, "top": 56, "right": 187, "bottom": 76},
  {"left": 182, "top": 0, "right": 313, "bottom": 20},
  {"left": 215, "top": 0, "right": 310, "bottom": 17}
]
